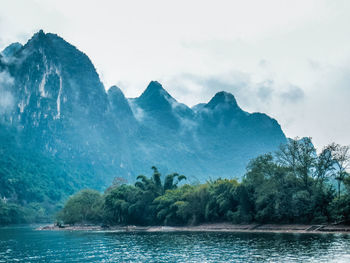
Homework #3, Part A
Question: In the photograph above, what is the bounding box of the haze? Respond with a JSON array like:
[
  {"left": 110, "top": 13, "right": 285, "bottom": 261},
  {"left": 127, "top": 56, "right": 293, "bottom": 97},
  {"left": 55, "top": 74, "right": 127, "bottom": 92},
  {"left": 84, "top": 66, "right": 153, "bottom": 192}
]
[{"left": 1, "top": 0, "right": 349, "bottom": 149}]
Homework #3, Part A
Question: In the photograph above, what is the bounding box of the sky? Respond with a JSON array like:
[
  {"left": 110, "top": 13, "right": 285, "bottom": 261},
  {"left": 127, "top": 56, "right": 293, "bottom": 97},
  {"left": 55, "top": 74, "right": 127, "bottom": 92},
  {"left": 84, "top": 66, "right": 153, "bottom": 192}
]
[{"left": 0, "top": 0, "right": 349, "bottom": 150}]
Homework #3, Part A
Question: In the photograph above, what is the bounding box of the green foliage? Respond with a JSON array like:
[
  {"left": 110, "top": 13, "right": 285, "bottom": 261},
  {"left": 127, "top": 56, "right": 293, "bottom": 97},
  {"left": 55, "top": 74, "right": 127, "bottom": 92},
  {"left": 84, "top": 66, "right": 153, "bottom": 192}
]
[
  {"left": 104, "top": 184, "right": 140, "bottom": 224},
  {"left": 57, "top": 137, "right": 350, "bottom": 226},
  {"left": 237, "top": 144, "right": 338, "bottom": 224},
  {"left": 0, "top": 124, "right": 107, "bottom": 225},
  {"left": 0, "top": 201, "right": 26, "bottom": 224},
  {"left": 204, "top": 179, "right": 239, "bottom": 222},
  {"left": 154, "top": 185, "right": 193, "bottom": 225},
  {"left": 57, "top": 189, "right": 103, "bottom": 224},
  {"left": 2, "top": 137, "right": 345, "bottom": 227},
  {"left": 330, "top": 195, "right": 350, "bottom": 223}
]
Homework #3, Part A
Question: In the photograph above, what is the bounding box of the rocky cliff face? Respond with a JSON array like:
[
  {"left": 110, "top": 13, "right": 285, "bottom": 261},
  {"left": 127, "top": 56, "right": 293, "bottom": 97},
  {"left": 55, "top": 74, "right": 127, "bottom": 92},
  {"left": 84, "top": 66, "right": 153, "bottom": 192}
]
[
  {"left": 0, "top": 30, "right": 122, "bottom": 190},
  {"left": 6, "top": 31, "right": 107, "bottom": 124},
  {"left": 0, "top": 31, "right": 286, "bottom": 187}
]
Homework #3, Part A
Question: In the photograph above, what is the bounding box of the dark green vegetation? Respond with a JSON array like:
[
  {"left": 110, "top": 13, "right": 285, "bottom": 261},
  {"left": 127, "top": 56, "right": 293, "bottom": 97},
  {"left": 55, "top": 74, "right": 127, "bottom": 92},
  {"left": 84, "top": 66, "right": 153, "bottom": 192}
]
[
  {"left": 57, "top": 138, "right": 350, "bottom": 226},
  {"left": 0, "top": 30, "right": 286, "bottom": 224},
  {"left": 0, "top": 123, "right": 104, "bottom": 225}
]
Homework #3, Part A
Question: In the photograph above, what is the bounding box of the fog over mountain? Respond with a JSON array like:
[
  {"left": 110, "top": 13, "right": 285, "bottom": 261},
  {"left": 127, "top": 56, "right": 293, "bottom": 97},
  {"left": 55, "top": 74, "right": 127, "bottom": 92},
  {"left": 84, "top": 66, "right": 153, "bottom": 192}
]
[{"left": 0, "top": 31, "right": 286, "bottom": 209}]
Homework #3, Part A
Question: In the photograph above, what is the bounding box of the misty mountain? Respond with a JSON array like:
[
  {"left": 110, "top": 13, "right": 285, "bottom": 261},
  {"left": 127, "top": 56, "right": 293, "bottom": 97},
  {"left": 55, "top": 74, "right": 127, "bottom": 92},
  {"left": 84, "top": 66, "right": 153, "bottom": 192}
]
[{"left": 0, "top": 31, "right": 286, "bottom": 215}]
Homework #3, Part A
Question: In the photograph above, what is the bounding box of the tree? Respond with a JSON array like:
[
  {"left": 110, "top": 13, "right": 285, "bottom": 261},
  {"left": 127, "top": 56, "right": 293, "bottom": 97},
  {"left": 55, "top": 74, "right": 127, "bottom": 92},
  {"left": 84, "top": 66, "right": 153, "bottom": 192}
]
[
  {"left": 332, "top": 144, "right": 350, "bottom": 197},
  {"left": 276, "top": 137, "right": 316, "bottom": 191},
  {"left": 315, "top": 144, "right": 336, "bottom": 186},
  {"left": 178, "top": 184, "right": 210, "bottom": 225},
  {"left": 104, "top": 184, "right": 137, "bottom": 224},
  {"left": 238, "top": 154, "right": 277, "bottom": 223},
  {"left": 105, "top": 177, "right": 128, "bottom": 193},
  {"left": 132, "top": 167, "right": 187, "bottom": 225},
  {"left": 153, "top": 185, "right": 192, "bottom": 225},
  {"left": 57, "top": 189, "right": 103, "bottom": 224},
  {"left": 205, "top": 179, "right": 239, "bottom": 222},
  {"left": 163, "top": 173, "right": 186, "bottom": 192},
  {"left": 135, "top": 166, "right": 186, "bottom": 195}
]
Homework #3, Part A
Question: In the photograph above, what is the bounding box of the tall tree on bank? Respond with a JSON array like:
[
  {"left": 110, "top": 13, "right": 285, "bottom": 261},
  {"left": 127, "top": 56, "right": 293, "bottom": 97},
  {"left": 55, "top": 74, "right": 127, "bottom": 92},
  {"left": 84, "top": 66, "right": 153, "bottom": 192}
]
[
  {"left": 331, "top": 144, "right": 350, "bottom": 197},
  {"left": 315, "top": 144, "right": 336, "bottom": 186},
  {"left": 276, "top": 137, "right": 316, "bottom": 191}
]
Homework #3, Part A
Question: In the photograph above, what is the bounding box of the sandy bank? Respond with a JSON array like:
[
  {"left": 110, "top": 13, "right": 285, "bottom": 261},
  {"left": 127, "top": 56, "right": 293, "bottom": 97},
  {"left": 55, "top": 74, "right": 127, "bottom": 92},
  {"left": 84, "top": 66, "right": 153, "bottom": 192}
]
[{"left": 37, "top": 223, "right": 350, "bottom": 234}]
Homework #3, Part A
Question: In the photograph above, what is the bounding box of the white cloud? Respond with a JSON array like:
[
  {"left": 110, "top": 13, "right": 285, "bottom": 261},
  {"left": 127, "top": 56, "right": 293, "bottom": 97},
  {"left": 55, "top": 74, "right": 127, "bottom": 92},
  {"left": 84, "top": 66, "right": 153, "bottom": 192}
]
[
  {"left": 128, "top": 99, "right": 145, "bottom": 122},
  {"left": 0, "top": 70, "right": 15, "bottom": 113}
]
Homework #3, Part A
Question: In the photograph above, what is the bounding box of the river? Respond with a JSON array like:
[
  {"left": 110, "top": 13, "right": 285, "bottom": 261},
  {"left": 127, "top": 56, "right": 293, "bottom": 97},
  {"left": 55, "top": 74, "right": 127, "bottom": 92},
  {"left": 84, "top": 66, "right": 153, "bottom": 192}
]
[{"left": 1, "top": 225, "right": 350, "bottom": 262}]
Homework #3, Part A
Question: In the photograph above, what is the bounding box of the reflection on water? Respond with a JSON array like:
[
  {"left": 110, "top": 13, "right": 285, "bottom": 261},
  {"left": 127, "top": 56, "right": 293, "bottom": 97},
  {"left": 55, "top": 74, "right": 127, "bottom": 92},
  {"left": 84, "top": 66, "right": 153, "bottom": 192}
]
[{"left": 0, "top": 225, "right": 350, "bottom": 262}]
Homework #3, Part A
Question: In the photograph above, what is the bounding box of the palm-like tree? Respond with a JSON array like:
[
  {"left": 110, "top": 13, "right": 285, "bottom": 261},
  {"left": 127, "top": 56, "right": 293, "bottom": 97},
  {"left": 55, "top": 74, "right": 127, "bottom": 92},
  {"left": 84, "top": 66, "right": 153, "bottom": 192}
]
[
  {"left": 135, "top": 166, "right": 186, "bottom": 196},
  {"left": 163, "top": 172, "right": 187, "bottom": 192}
]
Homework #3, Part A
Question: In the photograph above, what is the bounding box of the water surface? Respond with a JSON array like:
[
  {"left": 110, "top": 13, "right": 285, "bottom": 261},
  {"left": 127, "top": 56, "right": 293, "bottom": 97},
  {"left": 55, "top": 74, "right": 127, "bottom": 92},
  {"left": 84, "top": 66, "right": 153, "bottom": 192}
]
[{"left": 1, "top": 225, "right": 350, "bottom": 262}]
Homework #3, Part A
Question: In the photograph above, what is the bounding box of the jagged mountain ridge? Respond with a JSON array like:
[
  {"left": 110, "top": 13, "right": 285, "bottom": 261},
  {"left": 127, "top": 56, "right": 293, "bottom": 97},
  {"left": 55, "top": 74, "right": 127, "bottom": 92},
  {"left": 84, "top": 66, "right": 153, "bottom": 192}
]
[{"left": 0, "top": 30, "right": 286, "bottom": 193}]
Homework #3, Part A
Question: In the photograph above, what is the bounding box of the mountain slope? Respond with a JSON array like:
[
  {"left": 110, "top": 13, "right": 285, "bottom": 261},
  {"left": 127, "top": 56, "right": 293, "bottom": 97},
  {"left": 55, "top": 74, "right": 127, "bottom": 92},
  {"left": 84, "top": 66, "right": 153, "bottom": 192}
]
[{"left": 0, "top": 31, "right": 287, "bottom": 222}]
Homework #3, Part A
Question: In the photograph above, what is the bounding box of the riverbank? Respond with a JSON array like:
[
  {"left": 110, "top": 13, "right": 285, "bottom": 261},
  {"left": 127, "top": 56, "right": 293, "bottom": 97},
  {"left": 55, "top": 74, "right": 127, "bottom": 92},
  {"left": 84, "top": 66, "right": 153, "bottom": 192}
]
[{"left": 37, "top": 223, "right": 350, "bottom": 234}]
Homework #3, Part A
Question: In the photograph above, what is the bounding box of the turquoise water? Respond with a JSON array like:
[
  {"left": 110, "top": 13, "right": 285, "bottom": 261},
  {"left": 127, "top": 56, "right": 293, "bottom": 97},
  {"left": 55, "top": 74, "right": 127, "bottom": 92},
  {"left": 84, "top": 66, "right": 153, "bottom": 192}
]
[{"left": 1, "top": 225, "right": 350, "bottom": 262}]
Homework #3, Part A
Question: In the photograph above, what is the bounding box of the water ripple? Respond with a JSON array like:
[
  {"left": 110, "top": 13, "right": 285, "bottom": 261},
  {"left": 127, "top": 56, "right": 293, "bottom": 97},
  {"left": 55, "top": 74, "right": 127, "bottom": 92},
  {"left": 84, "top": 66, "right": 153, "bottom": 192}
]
[{"left": 1, "top": 226, "right": 350, "bottom": 262}]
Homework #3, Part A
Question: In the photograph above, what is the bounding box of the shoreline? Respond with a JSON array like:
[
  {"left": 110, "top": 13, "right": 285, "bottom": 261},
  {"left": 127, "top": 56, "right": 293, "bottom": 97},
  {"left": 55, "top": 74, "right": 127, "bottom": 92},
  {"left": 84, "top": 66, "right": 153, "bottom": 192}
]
[{"left": 37, "top": 223, "right": 350, "bottom": 234}]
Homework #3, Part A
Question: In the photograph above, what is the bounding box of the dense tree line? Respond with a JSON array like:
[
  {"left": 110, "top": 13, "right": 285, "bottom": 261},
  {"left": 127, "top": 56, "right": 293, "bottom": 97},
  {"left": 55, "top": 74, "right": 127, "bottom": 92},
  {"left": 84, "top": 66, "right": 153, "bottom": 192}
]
[{"left": 57, "top": 138, "right": 350, "bottom": 226}]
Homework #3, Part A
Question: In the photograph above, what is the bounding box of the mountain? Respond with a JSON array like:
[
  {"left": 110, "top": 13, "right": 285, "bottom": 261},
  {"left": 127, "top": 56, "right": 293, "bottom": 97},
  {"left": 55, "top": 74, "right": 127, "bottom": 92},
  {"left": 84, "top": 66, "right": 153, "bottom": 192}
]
[
  {"left": 9, "top": 30, "right": 107, "bottom": 121},
  {"left": 1, "top": 42, "right": 23, "bottom": 58},
  {"left": 108, "top": 85, "right": 134, "bottom": 121},
  {"left": 0, "top": 31, "right": 126, "bottom": 220},
  {"left": 129, "top": 81, "right": 194, "bottom": 130},
  {"left": 0, "top": 31, "right": 286, "bottom": 221},
  {"left": 193, "top": 92, "right": 285, "bottom": 177}
]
